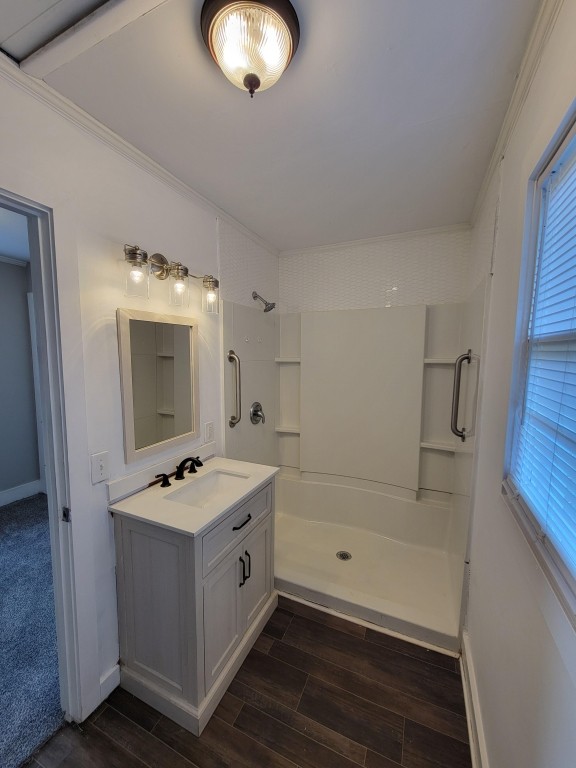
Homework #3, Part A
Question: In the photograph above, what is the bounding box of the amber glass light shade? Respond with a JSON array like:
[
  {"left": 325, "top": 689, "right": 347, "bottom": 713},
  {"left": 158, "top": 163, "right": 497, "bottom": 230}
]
[{"left": 202, "top": 1, "right": 299, "bottom": 96}]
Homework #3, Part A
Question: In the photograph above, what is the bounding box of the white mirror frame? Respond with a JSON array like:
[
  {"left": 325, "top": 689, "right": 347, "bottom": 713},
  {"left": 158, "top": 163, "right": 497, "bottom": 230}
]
[{"left": 116, "top": 308, "right": 200, "bottom": 463}]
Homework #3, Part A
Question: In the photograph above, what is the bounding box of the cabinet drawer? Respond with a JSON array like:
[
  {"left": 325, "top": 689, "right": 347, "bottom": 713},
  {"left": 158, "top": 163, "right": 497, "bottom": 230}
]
[{"left": 202, "top": 484, "right": 271, "bottom": 576}]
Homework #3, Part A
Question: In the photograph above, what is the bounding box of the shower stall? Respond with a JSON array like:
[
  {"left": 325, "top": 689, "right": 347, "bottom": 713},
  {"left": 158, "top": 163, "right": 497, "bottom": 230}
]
[{"left": 223, "top": 282, "right": 486, "bottom": 651}]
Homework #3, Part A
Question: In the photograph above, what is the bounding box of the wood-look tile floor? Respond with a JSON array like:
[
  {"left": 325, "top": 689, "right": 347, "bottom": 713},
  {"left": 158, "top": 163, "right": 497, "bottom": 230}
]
[{"left": 29, "top": 597, "right": 472, "bottom": 768}]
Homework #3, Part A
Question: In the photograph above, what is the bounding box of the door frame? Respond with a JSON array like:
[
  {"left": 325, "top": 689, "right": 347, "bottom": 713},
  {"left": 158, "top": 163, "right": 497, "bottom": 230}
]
[{"left": 0, "top": 187, "right": 79, "bottom": 720}]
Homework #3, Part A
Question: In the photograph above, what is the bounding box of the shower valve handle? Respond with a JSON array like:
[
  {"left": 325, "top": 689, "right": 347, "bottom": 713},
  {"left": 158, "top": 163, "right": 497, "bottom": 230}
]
[{"left": 250, "top": 402, "right": 266, "bottom": 424}]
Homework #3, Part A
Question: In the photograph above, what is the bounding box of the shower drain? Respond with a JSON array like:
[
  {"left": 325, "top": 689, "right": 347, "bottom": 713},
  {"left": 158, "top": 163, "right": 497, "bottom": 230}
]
[{"left": 336, "top": 550, "right": 352, "bottom": 561}]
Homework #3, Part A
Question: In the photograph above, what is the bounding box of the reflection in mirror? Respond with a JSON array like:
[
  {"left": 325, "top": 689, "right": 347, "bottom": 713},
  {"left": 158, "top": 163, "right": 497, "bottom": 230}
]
[{"left": 117, "top": 309, "right": 200, "bottom": 463}]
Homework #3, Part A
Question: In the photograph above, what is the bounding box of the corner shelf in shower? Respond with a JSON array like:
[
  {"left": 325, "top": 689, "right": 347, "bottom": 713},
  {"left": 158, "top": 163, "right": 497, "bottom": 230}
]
[
  {"left": 275, "top": 426, "right": 301, "bottom": 434},
  {"left": 423, "top": 358, "right": 455, "bottom": 365},
  {"left": 420, "top": 441, "right": 473, "bottom": 454},
  {"left": 275, "top": 357, "right": 301, "bottom": 364},
  {"left": 420, "top": 441, "right": 456, "bottom": 453}
]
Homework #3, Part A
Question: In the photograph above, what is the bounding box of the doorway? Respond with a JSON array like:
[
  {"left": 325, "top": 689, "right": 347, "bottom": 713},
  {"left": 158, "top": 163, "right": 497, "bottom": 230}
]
[{"left": 0, "top": 190, "right": 74, "bottom": 766}]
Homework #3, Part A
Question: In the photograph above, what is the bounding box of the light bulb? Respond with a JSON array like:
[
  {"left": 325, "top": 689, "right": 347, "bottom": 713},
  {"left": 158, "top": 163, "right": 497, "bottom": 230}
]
[
  {"left": 174, "top": 279, "right": 186, "bottom": 295},
  {"left": 130, "top": 264, "right": 145, "bottom": 284},
  {"left": 206, "top": 289, "right": 217, "bottom": 304}
]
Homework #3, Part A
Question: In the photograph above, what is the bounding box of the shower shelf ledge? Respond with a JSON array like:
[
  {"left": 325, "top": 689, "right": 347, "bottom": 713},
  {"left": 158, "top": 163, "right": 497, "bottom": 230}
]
[
  {"left": 423, "top": 358, "right": 456, "bottom": 365},
  {"left": 275, "top": 426, "right": 301, "bottom": 434},
  {"left": 420, "top": 441, "right": 473, "bottom": 454},
  {"left": 275, "top": 357, "right": 301, "bottom": 364}
]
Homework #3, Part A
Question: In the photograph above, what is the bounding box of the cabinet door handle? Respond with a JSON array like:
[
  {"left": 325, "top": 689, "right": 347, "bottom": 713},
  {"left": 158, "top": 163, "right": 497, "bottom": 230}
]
[
  {"left": 245, "top": 550, "right": 251, "bottom": 580},
  {"left": 233, "top": 514, "right": 252, "bottom": 531},
  {"left": 239, "top": 556, "right": 247, "bottom": 587}
]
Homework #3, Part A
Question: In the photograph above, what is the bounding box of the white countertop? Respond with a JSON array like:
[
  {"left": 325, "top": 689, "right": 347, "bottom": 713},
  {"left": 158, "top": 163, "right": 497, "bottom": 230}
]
[{"left": 109, "top": 457, "right": 278, "bottom": 537}]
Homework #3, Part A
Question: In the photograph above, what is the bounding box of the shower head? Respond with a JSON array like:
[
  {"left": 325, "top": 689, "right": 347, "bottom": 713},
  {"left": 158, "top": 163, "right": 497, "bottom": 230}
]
[{"left": 252, "top": 291, "right": 276, "bottom": 312}]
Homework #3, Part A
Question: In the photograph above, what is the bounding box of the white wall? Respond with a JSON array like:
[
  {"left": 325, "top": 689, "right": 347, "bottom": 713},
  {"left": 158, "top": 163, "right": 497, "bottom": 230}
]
[
  {"left": 279, "top": 226, "right": 470, "bottom": 313},
  {"left": 0, "top": 62, "right": 269, "bottom": 718},
  {"left": 219, "top": 218, "right": 279, "bottom": 308},
  {"left": 466, "top": 1, "right": 576, "bottom": 765}
]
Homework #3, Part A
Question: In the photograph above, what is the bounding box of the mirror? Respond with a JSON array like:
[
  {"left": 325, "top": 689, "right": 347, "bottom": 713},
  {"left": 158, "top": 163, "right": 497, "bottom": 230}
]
[{"left": 116, "top": 308, "right": 200, "bottom": 463}]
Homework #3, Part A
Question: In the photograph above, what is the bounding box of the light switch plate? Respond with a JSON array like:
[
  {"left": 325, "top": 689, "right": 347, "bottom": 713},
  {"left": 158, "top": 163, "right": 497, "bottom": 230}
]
[
  {"left": 204, "top": 422, "right": 214, "bottom": 443},
  {"left": 90, "top": 451, "right": 109, "bottom": 484}
]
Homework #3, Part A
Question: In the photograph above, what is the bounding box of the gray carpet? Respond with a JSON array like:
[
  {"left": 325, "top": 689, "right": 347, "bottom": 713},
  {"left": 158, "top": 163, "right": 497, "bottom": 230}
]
[{"left": 0, "top": 494, "right": 63, "bottom": 768}]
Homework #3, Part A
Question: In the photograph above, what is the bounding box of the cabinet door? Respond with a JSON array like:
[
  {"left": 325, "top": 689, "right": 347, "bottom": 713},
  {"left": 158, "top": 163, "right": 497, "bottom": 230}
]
[
  {"left": 240, "top": 516, "right": 272, "bottom": 631},
  {"left": 203, "top": 552, "right": 242, "bottom": 691}
]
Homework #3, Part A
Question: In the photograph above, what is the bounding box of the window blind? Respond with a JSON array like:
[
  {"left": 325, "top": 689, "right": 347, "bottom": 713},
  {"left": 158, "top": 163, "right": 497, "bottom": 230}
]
[{"left": 510, "top": 140, "right": 576, "bottom": 585}]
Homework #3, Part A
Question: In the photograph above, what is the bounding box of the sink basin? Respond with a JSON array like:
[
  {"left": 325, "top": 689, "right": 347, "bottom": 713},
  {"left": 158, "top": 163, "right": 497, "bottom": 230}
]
[{"left": 165, "top": 470, "right": 251, "bottom": 509}]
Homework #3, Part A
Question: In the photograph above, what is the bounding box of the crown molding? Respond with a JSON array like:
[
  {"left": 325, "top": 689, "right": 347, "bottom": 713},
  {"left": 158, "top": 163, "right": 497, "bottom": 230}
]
[
  {"left": 471, "top": 0, "right": 565, "bottom": 224},
  {"left": 0, "top": 54, "right": 278, "bottom": 257},
  {"left": 279, "top": 223, "right": 471, "bottom": 259}
]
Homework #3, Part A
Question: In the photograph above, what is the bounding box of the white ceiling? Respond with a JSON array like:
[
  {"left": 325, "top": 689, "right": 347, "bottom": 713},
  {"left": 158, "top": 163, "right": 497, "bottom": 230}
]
[
  {"left": 0, "top": 0, "right": 107, "bottom": 60},
  {"left": 4, "top": 0, "right": 542, "bottom": 251}
]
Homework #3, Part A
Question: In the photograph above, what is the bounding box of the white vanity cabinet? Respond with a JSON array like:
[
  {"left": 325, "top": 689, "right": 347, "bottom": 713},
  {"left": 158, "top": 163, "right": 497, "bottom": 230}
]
[
  {"left": 112, "top": 474, "right": 277, "bottom": 736},
  {"left": 204, "top": 513, "right": 272, "bottom": 689}
]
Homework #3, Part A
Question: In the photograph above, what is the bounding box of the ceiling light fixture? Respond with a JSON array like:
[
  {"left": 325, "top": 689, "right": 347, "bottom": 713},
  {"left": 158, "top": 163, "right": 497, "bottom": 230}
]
[
  {"left": 123, "top": 245, "right": 220, "bottom": 313},
  {"left": 201, "top": 0, "right": 300, "bottom": 98}
]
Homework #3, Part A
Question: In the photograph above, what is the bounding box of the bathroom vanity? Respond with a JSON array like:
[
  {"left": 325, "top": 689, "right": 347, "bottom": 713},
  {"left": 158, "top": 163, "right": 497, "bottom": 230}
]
[{"left": 110, "top": 457, "right": 278, "bottom": 735}]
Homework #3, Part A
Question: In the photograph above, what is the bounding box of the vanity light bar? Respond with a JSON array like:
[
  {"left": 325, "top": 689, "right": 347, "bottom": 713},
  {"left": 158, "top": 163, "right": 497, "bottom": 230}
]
[{"left": 123, "top": 244, "right": 219, "bottom": 313}]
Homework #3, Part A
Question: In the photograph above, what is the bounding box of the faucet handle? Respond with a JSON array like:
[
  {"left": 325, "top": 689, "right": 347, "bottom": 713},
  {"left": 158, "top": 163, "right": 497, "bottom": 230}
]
[
  {"left": 175, "top": 457, "right": 194, "bottom": 480},
  {"left": 155, "top": 473, "right": 171, "bottom": 488},
  {"left": 193, "top": 456, "right": 204, "bottom": 467}
]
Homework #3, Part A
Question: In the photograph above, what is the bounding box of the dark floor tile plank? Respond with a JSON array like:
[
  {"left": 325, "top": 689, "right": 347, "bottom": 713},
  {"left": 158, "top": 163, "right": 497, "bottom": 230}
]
[
  {"left": 36, "top": 722, "right": 149, "bottom": 768},
  {"left": 270, "top": 640, "right": 469, "bottom": 744},
  {"left": 228, "top": 679, "right": 367, "bottom": 764},
  {"left": 87, "top": 702, "right": 108, "bottom": 723},
  {"left": 262, "top": 608, "right": 293, "bottom": 639},
  {"left": 34, "top": 726, "right": 86, "bottom": 768},
  {"left": 282, "top": 615, "right": 466, "bottom": 716},
  {"left": 278, "top": 596, "right": 366, "bottom": 638},
  {"left": 403, "top": 720, "right": 472, "bottom": 768},
  {"left": 152, "top": 717, "right": 231, "bottom": 768},
  {"left": 201, "top": 712, "right": 299, "bottom": 768},
  {"left": 234, "top": 702, "right": 363, "bottom": 768},
  {"left": 364, "top": 629, "right": 458, "bottom": 673},
  {"left": 365, "top": 751, "right": 403, "bottom": 767},
  {"left": 106, "top": 687, "right": 162, "bottom": 732},
  {"left": 253, "top": 632, "right": 275, "bottom": 654},
  {"left": 213, "top": 691, "right": 244, "bottom": 725},
  {"left": 298, "top": 676, "right": 404, "bottom": 763},
  {"left": 92, "top": 704, "right": 197, "bottom": 768},
  {"left": 235, "top": 648, "right": 308, "bottom": 709}
]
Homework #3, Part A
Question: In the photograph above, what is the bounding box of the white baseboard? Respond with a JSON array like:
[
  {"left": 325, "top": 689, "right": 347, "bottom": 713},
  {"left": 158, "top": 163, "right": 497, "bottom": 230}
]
[
  {"left": 461, "top": 630, "right": 490, "bottom": 768},
  {"left": 0, "top": 479, "right": 44, "bottom": 508},
  {"left": 100, "top": 664, "right": 120, "bottom": 700}
]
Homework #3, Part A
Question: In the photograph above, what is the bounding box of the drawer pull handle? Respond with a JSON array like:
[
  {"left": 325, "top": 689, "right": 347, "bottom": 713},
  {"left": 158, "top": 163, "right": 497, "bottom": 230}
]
[
  {"left": 245, "top": 550, "right": 251, "bottom": 580},
  {"left": 239, "top": 556, "right": 247, "bottom": 587},
  {"left": 233, "top": 514, "right": 252, "bottom": 531}
]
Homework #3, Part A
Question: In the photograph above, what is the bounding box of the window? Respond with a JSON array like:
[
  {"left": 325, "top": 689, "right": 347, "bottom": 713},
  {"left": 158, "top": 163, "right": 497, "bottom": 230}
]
[{"left": 505, "top": 124, "right": 576, "bottom": 609}]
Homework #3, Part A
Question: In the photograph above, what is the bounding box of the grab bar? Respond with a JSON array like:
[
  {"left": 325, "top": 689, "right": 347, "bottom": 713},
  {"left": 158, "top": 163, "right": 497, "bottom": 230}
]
[
  {"left": 228, "top": 350, "right": 241, "bottom": 427},
  {"left": 451, "top": 349, "right": 472, "bottom": 442}
]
